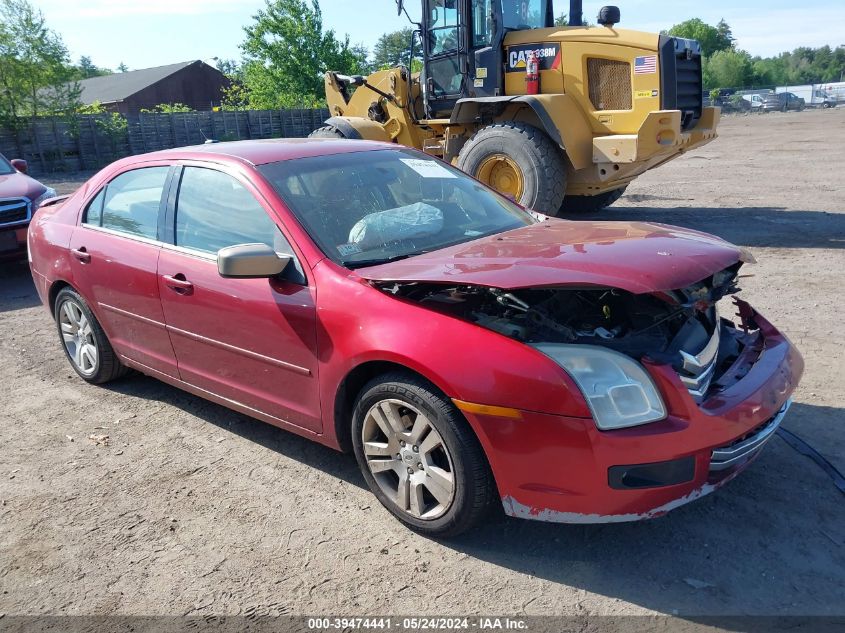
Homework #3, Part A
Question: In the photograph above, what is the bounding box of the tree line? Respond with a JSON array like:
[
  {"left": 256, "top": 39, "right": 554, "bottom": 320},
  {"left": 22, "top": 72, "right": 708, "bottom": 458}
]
[
  {"left": 2, "top": 0, "right": 844, "bottom": 127},
  {"left": 667, "top": 17, "right": 845, "bottom": 89}
]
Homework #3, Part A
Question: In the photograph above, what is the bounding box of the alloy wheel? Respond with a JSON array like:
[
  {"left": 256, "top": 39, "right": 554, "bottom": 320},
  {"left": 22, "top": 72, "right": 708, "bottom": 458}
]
[
  {"left": 361, "top": 399, "right": 456, "bottom": 520},
  {"left": 59, "top": 300, "right": 98, "bottom": 376}
]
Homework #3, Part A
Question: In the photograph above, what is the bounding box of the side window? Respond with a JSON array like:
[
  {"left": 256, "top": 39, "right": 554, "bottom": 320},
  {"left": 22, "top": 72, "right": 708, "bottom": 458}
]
[
  {"left": 174, "top": 167, "right": 306, "bottom": 283},
  {"left": 83, "top": 188, "right": 106, "bottom": 226},
  {"left": 100, "top": 167, "right": 169, "bottom": 239},
  {"left": 472, "top": 0, "right": 493, "bottom": 47},
  {"left": 429, "top": 1, "right": 459, "bottom": 55}
]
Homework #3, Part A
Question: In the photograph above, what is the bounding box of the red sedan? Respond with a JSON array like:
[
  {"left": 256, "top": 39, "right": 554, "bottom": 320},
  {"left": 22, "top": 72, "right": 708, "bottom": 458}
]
[{"left": 28, "top": 140, "right": 803, "bottom": 536}]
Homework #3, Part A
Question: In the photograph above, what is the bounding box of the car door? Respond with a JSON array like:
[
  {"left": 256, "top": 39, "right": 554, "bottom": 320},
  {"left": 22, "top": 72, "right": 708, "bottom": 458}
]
[
  {"left": 423, "top": 0, "right": 464, "bottom": 116},
  {"left": 156, "top": 164, "right": 321, "bottom": 432},
  {"left": 68, "top": 165, "right": 179, "bottom": 378}
]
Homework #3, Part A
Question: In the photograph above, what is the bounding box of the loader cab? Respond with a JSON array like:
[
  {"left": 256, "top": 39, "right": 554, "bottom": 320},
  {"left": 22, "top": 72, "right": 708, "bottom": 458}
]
[{"left": 420, "top": 0, "right": 555, "bottom": 118}]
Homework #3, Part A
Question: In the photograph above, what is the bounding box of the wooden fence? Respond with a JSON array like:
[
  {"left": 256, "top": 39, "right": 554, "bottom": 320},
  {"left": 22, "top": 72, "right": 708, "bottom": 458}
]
[{"left": 0, "top": 109, "right": 331, "bottom": 176}]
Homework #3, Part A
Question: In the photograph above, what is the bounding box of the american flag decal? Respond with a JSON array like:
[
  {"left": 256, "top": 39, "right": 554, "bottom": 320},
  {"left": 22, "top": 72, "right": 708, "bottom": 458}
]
[{"left": 634, "top": 55, "right": 657, "bottom": 74}]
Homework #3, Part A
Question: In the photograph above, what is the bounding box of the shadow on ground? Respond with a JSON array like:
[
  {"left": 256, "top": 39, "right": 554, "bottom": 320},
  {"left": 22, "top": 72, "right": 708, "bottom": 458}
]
[
  {"left": 3, "top": 226, "right": 844, "bottom": 619},
  {"left": 0, "top": 260, "right": 40, "bottom": 312},
  {"left": 106, "top": 363, "right": 845, "bottom": 619},
  {"left": 585, "top": 205, "right": 845, "bottom": 250}
]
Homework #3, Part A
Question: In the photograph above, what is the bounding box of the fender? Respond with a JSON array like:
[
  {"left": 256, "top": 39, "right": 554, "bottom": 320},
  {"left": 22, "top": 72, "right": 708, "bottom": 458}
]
[
  {"left": 450, "top": 95, "right": 594, "bottom": 170},
  {"left": 324, "top": 116, "right": 393, "bottom": 143}
]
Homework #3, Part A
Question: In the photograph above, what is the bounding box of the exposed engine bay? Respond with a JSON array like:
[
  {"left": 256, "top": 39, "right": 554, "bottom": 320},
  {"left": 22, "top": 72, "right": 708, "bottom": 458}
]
[{"left": 375, "top": 263, "right": 762, "bottom": 401}]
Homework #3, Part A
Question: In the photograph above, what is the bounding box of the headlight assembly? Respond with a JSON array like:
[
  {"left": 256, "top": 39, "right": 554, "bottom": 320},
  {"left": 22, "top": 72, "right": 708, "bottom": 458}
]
[
  {"left": 532, "top": 344, "right": 667, "bottom": 430},
  {"left": 31, "top": 187, "right": 57, "bottom": 211}
]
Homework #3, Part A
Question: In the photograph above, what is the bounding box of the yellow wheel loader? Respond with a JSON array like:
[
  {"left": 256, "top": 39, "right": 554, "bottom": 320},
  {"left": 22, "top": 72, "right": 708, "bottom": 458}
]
[{"left": 312, "top": 0, "right": 720, "bottom": 215}]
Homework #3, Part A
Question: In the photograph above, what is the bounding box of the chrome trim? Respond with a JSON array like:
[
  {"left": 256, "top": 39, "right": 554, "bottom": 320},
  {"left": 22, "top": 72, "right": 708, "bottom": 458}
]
[
  {"left": 100, "top": 302, "right": 311, "bottom": 376},
  {"left": 81, "top": 223, "right": 162, "bottom": 247},
  {"left": 99, "top": 302, "right": 167, "bottom": 329},
  {"left": 160, "top": 242, "right": 217, "bottom": 261},
  {"left": 165, "top": 324, "right": 312, "bottom": 376},
  {"left": 0, "top": 196, "right": 32, "bottom": 228},
  {"left": 677, "top": 323, "right": 720, "bottom": 402},
  {"left": 709, "top": 399, "right": 791, "bottom": 471}
]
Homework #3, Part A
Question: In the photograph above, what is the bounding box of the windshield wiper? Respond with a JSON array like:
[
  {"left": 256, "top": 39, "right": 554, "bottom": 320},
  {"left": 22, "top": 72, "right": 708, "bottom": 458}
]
[{"left": 344, "top": 252, "right": 426, "bottom": 269}]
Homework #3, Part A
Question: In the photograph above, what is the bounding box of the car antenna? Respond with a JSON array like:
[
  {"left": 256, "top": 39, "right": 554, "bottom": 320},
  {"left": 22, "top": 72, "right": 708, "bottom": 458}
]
[{"left": 198, "top": 126, "right": 219, "bottom": 144}]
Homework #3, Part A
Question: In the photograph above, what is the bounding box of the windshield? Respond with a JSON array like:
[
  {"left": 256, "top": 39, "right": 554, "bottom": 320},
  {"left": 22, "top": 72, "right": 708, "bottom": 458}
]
[
  {"left": 501, "top": 0, "right": 550, "bottom": 30},
  {"left": 0, "top": 154, "right": 14, "bottom": 175},
  {"left": 259, "top": 149, "right": 537, "bottom": 268}
]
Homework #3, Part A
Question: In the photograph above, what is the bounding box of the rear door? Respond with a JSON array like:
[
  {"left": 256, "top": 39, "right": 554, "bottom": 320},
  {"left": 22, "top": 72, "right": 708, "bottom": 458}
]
[
  {"left": 68, "top": 165, "right": 179, "bottom": 378},
  {"left": 156, "top": 164, "right": 321, "bottom": 432}
]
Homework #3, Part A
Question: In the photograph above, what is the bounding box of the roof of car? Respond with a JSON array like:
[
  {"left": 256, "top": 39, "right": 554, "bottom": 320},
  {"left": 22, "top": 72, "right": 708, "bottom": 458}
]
[{"left": 140, "top": 138, "right": 397, "bottom": 167}]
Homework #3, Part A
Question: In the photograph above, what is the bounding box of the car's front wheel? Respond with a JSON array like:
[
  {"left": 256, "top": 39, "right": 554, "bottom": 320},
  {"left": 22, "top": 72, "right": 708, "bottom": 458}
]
[
  {"left": 351, "top": 373, "right": 496, "bottom": 537},
  {"left": 55, "top": 287, "right": 128, "bottom": 384}
]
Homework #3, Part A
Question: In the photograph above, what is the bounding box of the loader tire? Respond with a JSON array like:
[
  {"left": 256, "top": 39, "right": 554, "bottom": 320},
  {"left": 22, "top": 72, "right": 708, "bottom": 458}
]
[
  {"left": 457, "top": 122, "right": 566, "bottom": 215},
  {"left": 558, "top": 186, "right": 628, "bottom": 214},
  {"left": 309, "top": 126, "right": 347, "bottom": 139}
]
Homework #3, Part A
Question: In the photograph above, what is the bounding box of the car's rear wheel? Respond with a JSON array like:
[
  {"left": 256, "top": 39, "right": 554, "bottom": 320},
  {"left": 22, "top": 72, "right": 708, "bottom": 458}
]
[
  {"left": 351, "top": 373, "right": 496, "bottom": 537},
  {"left": 55, "top": 287, "right": 127, "bottom": 384}
]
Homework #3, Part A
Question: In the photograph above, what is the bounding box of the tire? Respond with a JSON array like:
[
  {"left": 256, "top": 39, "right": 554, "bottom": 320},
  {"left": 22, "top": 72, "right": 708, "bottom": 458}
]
[
  {"left": 457, "top": 122, "right": 566, "bottom": 215},
  {"left": 558, "top": 185, "right": 628, "bottom": 214},
  {"left": 54, "top": 287, "right": 128, "bottom": 384},
  {"left": 351, "top": 372, "right": 496, "bottom": 537},
  {"left": 308, "top": 126, "right": 347, "bottom": 139}
]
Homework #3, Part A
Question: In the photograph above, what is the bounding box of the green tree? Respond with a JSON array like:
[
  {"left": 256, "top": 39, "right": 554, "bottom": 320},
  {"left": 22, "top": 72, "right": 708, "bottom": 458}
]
[
  {"left": 0, "top": 0, "right": 80, "bottom": 123},
  {"left": 554, "top": 14, "right": 591, "bottom": 27},
  {"left": 117, "top": 62, "right": 128, "bottom": 72},
  {"left": 706, "top": 48, "right": 752, "bottom": 89},
  {"left": 666, "top": 18, "right": 733, "bottom": 58},
  {"left": 140, "top": 103, "right": 195, "bottom": 113},
  {"left": 240, "top": 0, "right": 368, "bottom": 108},
  {"left": 219, "top": 82, "right": 251, "bottom": 110},
  {"left": 73, "top": 55, "right": 111, "bottom": 80},
  {"left": 216, "top": 58, "right": 243, "bottom": 81},
  {"left": 372, "top": 28, "right": 416, "bottom": 70}
]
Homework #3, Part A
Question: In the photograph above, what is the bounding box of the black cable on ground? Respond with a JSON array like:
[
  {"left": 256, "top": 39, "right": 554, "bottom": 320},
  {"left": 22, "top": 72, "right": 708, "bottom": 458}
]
[{"left": 777, "top": 427, "right": 845, "bottom": 496}]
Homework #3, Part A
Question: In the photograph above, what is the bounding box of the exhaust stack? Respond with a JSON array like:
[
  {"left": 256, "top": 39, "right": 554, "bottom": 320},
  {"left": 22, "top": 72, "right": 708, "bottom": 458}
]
[{"left": 568, "top": 0, "right": 583, "bottom": 26}]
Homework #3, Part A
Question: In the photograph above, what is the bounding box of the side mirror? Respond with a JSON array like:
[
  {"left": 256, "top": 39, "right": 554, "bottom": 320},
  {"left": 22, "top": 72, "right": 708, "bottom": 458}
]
[
  {"left": 217, "top": 243, "right": 290, "bottom": 279},
  {"left": 10, "top": 159, "right": 28, "bottom": 174}
]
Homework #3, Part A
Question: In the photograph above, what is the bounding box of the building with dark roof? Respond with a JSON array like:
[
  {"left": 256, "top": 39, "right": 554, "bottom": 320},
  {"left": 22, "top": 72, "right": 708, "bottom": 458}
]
[{"left": 75, "top": 60, "right": 230, "bottom": 114}]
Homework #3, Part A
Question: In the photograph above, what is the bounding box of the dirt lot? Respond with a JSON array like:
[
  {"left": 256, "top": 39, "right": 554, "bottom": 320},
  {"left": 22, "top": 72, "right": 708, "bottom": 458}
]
[{"left": 1, "top": 109, "right": 844, "bottom": 620}]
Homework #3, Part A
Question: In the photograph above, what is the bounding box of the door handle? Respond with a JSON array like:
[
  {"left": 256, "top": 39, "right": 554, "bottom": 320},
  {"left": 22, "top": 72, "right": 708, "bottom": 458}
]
[
  {"left": 71, "top": 247, "right": 91, "bottom": 264},
  {"left": 162, "top": 274, "right": 194, "bottom": 295}
]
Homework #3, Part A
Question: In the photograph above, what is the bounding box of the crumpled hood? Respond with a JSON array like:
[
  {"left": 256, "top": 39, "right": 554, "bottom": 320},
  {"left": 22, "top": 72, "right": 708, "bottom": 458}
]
[
  {"left": 0, "top": 171, "right": 46, "bottom": 201},
  {"left": 357, "top": 220, "right": 746, "bottom": 294}
]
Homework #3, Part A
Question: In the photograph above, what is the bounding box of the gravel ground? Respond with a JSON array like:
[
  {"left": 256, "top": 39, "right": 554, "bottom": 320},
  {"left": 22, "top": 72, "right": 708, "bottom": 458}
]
[{"left": 1, "top": 109, "right": 843, "bottom": 620}]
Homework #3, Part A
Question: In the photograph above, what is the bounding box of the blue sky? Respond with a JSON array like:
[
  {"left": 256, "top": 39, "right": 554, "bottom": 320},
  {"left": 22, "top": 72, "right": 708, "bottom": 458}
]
[{"left": 37, "top": 0, "right": 845, "bottom": 72}]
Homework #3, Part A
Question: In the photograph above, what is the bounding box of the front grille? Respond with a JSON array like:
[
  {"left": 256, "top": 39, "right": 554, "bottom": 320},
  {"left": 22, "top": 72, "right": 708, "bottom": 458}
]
[
  {"left": 587, "top": 58, "right": 632, "bottom": 111},
  {"left": 0, "top": 198, "right": 30, "bottom": 226},
  {"left": 659, "top": 35, "right": 703, "bottom": 131},
  {"left": 676, "top": 323, "right": 720, "bottom": 403}
]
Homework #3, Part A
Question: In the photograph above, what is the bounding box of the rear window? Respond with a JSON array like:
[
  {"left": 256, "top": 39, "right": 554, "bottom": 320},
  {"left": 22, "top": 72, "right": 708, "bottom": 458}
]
[{"left": 99, "top": 167, "right": 169, "bottom": 239}]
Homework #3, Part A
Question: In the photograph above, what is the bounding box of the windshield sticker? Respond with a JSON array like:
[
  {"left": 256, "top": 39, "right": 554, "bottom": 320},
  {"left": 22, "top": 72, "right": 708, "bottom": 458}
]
[
  {"left": 400, "top": 159, "right": 457, "bottom": 179},
  {"left": 337, "top": 243, "right": 363, "bottom": 257}
]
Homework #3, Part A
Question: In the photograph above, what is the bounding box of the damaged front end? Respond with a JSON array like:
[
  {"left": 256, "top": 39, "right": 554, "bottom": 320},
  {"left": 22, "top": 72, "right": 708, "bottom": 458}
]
[{"left": 375, "top": 261, "right": 761, "bottom": 407}]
